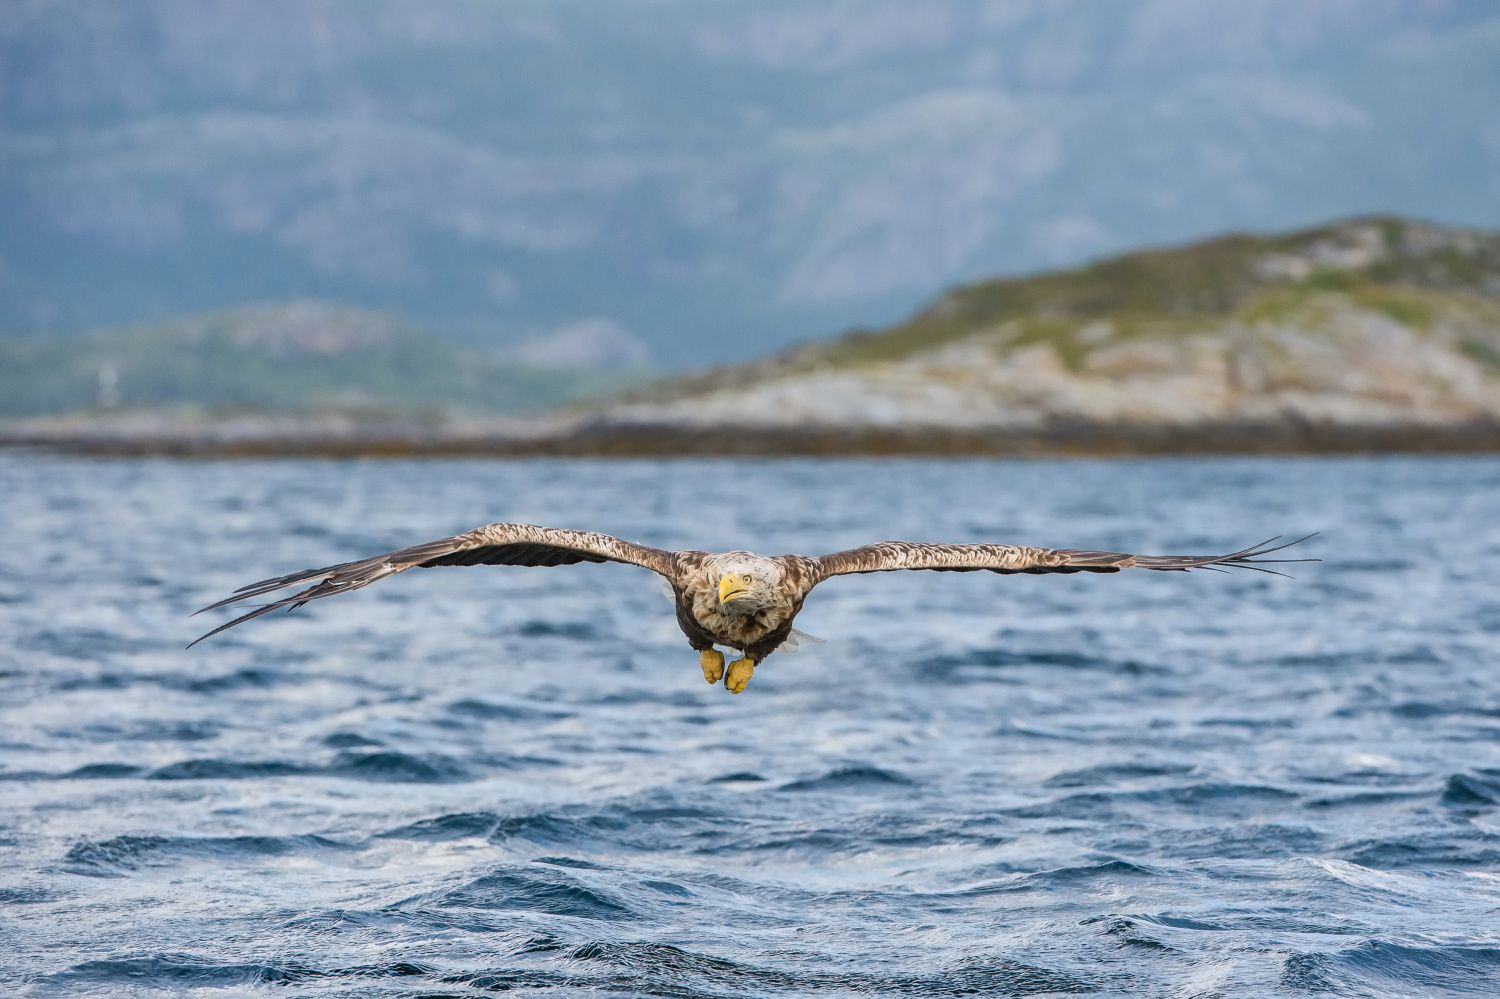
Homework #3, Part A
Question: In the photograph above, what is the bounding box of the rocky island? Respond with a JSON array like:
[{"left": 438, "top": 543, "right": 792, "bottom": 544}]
[
  {"left": 587, "top": 216, "right": 1500, "bottom": 455},
  {"left": 7, "top": 216, "right": 1500, "bottom": 456}
]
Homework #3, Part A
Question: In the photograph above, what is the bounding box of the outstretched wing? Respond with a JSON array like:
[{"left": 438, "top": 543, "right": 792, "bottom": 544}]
[
  {"left": 806, "top": 536, "right": 1314, "bottom": 587},
  {"left": 191, "top": 523, "right": 682, "bottom": 647}
]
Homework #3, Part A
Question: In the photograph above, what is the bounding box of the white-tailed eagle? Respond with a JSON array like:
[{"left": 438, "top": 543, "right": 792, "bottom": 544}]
[{"left": 192, "top": 525, "right": 1312, "bottom": 693}]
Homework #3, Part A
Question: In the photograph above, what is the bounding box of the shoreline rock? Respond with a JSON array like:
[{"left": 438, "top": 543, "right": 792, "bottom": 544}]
[{"left": 6, "top": 412, "right": 1500, "bottom": 458}]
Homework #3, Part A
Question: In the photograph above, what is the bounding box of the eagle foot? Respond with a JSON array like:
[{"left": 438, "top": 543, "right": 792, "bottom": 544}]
[
  {"left": 725, "top": 657, "right": 756, "bottom": 694},
  {"left": 699, "top": 649, "right": 725, "bottom": 685}
]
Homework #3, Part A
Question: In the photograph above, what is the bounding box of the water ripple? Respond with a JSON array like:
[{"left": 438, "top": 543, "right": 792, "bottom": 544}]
[{"left": 4, "top": 454, "right": 1500, "bottom": 997}]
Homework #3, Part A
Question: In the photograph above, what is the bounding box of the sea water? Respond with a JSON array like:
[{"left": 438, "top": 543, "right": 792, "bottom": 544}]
[{"left": 2, "top": 454, "right": 1499, "bottom": 997}]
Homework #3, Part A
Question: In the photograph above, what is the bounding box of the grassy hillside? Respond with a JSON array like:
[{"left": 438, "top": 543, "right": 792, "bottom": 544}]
[
  {"left": 637, "top": 216, "right": 1500, "bottom": 400},
  {"left": 0, "top": 303, "right": 647, "bottom": 418}
]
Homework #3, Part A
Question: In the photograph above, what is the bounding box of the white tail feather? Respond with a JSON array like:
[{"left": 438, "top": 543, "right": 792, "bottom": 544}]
[{"left": 777, "top": 627, "right": 826, "bottom": 654}]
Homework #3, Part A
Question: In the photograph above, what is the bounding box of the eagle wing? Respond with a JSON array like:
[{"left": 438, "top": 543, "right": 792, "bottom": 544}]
[
  {"left": 805, "top": 536, "right": 1313, "bottom": 587},
  {"left": 190, "top": 523, "right": 682, "bottom": 647}
]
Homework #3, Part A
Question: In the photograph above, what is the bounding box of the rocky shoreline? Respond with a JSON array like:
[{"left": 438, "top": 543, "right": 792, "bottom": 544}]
[{"left": 7, "top": 413, "right": 1500, "bottom": 458}]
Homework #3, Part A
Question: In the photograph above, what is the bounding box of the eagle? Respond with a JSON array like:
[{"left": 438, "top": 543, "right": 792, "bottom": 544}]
[{"left": 192, "top": 524, "right": 1311, "bottom": 693}]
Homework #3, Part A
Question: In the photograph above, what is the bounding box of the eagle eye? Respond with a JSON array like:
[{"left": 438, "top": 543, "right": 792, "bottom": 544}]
[{"left": 742, "top": 573, "right": 752, "bottom": 583}]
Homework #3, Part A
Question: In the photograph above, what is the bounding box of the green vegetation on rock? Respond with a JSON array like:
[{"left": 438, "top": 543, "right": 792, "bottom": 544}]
[
  {"left": 633, "top": 216, "right": 1500, "bottom": 402},
  {"left": 813, "top": 217, "right": 1500, "bottom": 366}
]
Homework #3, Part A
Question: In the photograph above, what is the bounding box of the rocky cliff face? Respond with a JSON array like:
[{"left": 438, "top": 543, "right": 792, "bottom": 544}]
[{"left": 601, "top": 219, "right": 1500, "bottom": 437}]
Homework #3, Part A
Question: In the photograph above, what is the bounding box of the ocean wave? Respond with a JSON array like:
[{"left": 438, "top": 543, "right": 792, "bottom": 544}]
[
  {"left": 1006, "top": 783, "right": 1299, "bottom": 820},
  {"left": 1341, "top": 832, "right": 1500, "bottom": 869},
  {"left": 0, "top": 884, "right": 63, "bottom": 904},
  {"left": 778, "top": 766, "right": 914, "bottom": 792},
  {"left": 49, "top": 955, "right": 435, "bottom": 989},
  {"left": 914, "top": 647, "right": 1157, "bottom": 682},
  {"left": 1155, "top": 822, "right": 1329, "bottom": 860},
  {"left": 1286, "top": 940, "right": 1500, "bottom": 994},
  {"left": 62, "top": 833, "right": 358, "bottom": 876},
  {"left": 371, "top": 794, "right": 1008, "bottom": 860},
  {"left": 66, "top": 720, "right": 223, "bottom": 742},
  {"left": 516, "top": 620, "right": 598, "bottom": 639},
  {"left": 377, "top": 811, "right": 506, "bottom": 841},
  {"left": 463, "top": 940, "right": 1107, "bottom": 996},
  {"left": 53, "top": 667, "right": 290, "bottom": 694},
  {"left": 322, "top": 750, "right": 473, "bottom": 783},
  {"left": 421, "top": 866, "right": 636, "bottom": 921},
  {"left": 60, "top": 763, "right": 145, "bottom": 779},
  {"left": 447, "top": 698, "right": 573, "bottom": 721},
  {"left": 955, "top": 860, "right": 1162, "bottom": 897},
  {"left": 1441, "top": 772, "right": 1500, "bottom": 808},
  {"left": 146, "top": 759, "right": 306, "bottom": 779},
  {"left": 18, "top": 630, "right": 162, "bottom": 661},
  {"left": 1304, "top": 790, "right": 1431, "bottom": 809},
  {"left": 1044, "top": 761, "right": 1196, "bottom": 788},
  {"left": 321, "top": 731, "right": 382, "bottom": 747},
  {"left": 140, "top": 750, "right": 476, "bottom": 782}
]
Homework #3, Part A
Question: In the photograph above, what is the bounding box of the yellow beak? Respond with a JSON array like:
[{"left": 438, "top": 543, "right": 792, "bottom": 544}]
[{"left": 718, "top": 576, "right": 749, "bottom": 604}]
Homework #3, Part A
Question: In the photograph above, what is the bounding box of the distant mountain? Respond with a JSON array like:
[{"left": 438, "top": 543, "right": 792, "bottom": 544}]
[
  {"left": 3, "top": 2, "right": 1498, "bottom": 367},
  {"left": 0, "top": 302, "right": 648, "bottom": 418},
  {"left": 501, "top": 318, "right": 653, "bottom": 370},
  {"left": 597, "top": 217, "right": 1500, "bottom": 448}
]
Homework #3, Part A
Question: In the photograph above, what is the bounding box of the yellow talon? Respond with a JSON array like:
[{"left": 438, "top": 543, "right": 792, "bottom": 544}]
[
  {"left": 725, "top": 657, "right": 755, "bottom": 694},
  {"left": 700, "top": 649, "right": 725, "bottom": 684}
]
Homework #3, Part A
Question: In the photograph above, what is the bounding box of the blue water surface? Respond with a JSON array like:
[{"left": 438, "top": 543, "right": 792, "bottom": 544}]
[{"left": 2, "top": 454, "right": 1500, "bottom": 998}]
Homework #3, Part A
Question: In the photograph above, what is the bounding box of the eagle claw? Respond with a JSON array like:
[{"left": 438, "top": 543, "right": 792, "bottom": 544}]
[
  {"left": 700, "top": 649, "right": 725, "bottom": 684},
  {"left": 725, "top": 657, "right": 755, "bottom": 694}
]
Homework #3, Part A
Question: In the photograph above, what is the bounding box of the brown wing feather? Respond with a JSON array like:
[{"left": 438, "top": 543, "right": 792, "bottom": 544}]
[
  {"left": 808, "top": 536, "right": 1314, "bottom": 586},
  {"left": 190, "top": 524, "right": 681, "bottom": 647}
]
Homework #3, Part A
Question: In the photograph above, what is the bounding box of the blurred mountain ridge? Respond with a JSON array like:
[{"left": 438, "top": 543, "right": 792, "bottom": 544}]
[
  {"left": 2, "top": 0, "right": 1498, "bottom": 366},
  {"left": 0, "top": 300, "right": 649, "bottom": 418},
  {"left": 501, "top": 318, "right": 653, "bottom": 370}
]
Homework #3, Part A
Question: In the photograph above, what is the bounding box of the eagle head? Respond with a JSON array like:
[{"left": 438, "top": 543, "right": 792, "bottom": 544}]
[{"left": 712, "top": 554, "right": 781, "bottom": 612}]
